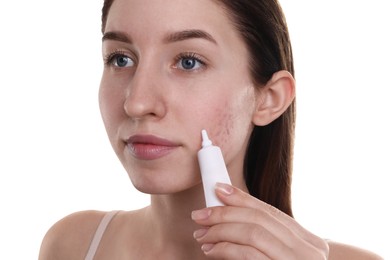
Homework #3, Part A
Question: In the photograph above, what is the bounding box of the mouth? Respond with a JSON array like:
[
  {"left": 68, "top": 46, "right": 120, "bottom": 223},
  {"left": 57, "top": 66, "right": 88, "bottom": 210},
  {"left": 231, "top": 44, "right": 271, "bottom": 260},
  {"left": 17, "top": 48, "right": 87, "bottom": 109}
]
[{"left": 125, "top": 135, "right": 180, "bottom": 160}]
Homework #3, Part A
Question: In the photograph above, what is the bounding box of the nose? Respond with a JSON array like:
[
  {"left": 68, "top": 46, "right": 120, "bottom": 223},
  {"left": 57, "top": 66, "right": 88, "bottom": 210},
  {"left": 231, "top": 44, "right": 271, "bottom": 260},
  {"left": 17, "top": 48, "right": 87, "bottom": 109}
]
[{"left": 123, "top": 66, "right": 167, "bottom": 120}]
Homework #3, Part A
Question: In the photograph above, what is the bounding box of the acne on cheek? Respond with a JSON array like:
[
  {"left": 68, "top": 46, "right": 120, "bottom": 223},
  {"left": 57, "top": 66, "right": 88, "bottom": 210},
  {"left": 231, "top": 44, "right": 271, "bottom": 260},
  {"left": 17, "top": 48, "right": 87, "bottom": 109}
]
[{"left": 211, "top": 106, "right": 235, "bottom": 152}]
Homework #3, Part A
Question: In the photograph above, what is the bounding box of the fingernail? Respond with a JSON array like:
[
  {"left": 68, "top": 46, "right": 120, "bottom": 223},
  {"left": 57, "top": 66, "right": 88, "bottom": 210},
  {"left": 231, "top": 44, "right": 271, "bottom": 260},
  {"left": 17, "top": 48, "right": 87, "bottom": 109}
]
[
  {"left": 191, "top": 208, "right": 211, "bottom": 220},
  {"left": 201, "top": 243, "right": 215, "bottom": 253},
  {"left": 215, "top": 182, "right": 233, "bottom": 195},
  {"left": 193, "top": 228, "right": 208, "bottom": 239}
]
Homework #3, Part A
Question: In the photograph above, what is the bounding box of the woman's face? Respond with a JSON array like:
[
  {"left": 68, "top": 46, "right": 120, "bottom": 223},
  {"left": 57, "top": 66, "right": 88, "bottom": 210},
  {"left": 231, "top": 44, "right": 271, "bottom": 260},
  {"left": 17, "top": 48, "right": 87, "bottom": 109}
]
[{"left": 100, "top": 0, "right": 259, "bottom": 194}]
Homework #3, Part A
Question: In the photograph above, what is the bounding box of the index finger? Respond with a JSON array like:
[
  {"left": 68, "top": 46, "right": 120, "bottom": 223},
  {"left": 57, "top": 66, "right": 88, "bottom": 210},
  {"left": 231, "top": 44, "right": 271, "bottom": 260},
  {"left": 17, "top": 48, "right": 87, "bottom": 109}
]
[{"left": 214, "top": 183, "right": 324, "bottom": 247}]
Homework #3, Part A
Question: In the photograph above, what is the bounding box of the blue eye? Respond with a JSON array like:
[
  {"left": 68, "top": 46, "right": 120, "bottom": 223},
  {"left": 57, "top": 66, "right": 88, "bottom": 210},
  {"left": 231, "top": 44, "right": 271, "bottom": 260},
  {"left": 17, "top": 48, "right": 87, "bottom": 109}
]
[
  {"left": 112, "top": 55, "right": 134, "bottom": 68},
  {"left": 105, "top": 51, "right": 135, "bottom": 68},
  {"left": 180, "top": 58, "right": 199, "bottom": 70},
  {"left": 175, "top": 53, "right": 205, "bottom": 71}
]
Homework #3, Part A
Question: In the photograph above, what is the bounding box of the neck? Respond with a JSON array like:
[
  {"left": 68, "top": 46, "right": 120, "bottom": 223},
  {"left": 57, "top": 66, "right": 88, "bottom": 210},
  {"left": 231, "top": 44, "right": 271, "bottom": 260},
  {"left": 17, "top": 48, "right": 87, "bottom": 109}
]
[
  {"left": 144, "top": 183, "right": 207, "bottom": 259},
  {"left": 139, "top": 156, "right": 248, "bottom": 259}
]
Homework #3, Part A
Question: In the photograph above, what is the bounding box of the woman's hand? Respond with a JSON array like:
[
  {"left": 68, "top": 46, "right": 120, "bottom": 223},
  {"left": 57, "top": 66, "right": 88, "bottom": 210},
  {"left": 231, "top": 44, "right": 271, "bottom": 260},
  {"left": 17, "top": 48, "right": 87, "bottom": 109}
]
[{"left": 191, "top": 183, "right": 329, "bottom": 259}]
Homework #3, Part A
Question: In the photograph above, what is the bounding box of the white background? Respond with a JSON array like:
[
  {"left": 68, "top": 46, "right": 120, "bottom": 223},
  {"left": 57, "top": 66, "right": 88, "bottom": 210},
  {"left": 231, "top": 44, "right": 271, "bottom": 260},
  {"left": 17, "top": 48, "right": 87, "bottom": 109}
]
[{"left": 0, "top": 0, "right": 389, "bottom": 259}]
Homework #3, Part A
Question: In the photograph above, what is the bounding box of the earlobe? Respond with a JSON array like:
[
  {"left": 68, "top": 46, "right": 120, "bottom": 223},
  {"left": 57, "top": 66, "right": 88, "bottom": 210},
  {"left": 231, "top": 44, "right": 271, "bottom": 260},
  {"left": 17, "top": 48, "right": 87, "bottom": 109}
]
[{"left": 252, "top": 70, "right": 295, "bottom": 126}]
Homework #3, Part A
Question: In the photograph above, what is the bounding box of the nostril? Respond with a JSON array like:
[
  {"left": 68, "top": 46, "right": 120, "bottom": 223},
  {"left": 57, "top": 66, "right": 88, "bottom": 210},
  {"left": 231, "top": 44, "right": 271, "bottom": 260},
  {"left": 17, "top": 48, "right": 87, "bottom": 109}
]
[{"left": 123, "top": 92, "right": 166, "bottom": 119}]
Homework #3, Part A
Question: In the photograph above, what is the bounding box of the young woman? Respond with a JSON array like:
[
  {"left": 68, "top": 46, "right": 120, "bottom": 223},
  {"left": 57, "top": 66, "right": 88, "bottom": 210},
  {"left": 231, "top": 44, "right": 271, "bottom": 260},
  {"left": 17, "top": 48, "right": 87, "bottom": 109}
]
[{"left": 39, "top": 0, "right": 382, "bottom": 259}]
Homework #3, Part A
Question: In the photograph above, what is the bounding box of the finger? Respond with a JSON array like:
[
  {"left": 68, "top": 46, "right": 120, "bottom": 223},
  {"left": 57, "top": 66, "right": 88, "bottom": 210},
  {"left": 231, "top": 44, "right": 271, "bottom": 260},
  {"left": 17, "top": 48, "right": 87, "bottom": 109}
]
[
  {"left": 201, "top": 241, "right": 271, "bottom": 260},
  {"left": 192, "top": 206, "right": 300, "bottom": 249},
  {"left": 195, "top": 223, "right": 289, "bottom": 259},
  {"left": 213, "top": 183, "right": 326, "bottom": 248},
  {"left": 214, "top": 183, "right": 291, "bottom": 221}
]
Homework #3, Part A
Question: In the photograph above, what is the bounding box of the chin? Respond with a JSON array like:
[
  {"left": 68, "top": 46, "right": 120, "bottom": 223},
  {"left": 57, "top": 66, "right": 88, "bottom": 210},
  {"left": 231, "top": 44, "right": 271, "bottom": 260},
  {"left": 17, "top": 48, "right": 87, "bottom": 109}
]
[
  {"left": 129, "top": 172, "right": 202, "bottom": 195},
  {"left": 122, "top": 157, "right": 202, "bottom": 194}
]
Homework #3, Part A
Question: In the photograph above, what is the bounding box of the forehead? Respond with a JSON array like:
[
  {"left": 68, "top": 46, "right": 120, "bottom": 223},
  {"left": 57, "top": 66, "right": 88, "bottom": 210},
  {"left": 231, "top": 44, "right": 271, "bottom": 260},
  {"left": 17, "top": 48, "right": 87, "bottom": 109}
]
[{"left": 105, "top": 0, "right": 237, "bottom": 43}]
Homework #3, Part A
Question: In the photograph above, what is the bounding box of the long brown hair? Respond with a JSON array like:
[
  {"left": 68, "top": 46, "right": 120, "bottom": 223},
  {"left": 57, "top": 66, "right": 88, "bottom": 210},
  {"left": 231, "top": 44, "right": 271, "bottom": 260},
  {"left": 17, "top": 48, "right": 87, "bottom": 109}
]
[
  {"left": 101, "top": 0, "right": 295, "bottom": 217},
  {"left": 216, "top": 0, "right": 295, "bottom": 217}
]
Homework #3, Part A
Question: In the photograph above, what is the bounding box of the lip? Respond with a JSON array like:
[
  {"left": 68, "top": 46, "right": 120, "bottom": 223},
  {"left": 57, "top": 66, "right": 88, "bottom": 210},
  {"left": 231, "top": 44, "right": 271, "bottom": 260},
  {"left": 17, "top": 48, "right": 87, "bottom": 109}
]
[{"left": 125, "top": 135, "right": 180, "bottom": 160}]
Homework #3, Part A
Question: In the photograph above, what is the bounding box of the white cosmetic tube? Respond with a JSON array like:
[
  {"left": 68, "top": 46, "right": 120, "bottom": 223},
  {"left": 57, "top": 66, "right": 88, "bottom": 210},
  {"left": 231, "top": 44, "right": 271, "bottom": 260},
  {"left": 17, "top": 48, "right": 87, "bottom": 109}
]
[{"left": 197, "top": 129, "right": 232, "bottom": 207}]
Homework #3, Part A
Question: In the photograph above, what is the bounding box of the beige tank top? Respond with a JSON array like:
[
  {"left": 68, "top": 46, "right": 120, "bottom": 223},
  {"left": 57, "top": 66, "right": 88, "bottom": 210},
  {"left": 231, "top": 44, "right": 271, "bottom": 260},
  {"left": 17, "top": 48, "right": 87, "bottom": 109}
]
[{"left": 84, "top": 210, "right": 120, "bottom": 260}]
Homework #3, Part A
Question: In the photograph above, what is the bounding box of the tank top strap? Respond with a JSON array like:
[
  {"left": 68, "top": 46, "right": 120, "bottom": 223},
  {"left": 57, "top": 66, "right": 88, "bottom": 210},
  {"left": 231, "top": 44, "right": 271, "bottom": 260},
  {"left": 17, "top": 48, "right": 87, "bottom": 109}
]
[{"left": 84, "top": 210, "right": 120, "bottom": 260}]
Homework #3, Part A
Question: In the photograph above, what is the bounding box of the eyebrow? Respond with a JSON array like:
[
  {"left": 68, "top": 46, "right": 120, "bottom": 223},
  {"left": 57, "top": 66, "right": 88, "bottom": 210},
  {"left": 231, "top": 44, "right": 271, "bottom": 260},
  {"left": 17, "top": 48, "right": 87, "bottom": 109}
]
[
  {"left": 163, "top": 29, "right": 217, "bottom": 45},
  {"left": 102, "top": 29, "right": 217, "bottom": 45},
  {"left": 102, "top": 31, "right": 132, "bottom": 43}
]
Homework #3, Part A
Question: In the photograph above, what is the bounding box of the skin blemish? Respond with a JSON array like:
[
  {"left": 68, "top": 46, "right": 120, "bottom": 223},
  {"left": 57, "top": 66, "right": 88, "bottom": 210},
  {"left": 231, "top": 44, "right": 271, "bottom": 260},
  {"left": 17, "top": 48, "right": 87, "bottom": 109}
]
[{"left": 213, "top": 103, "right": 235, "bottom": 149}]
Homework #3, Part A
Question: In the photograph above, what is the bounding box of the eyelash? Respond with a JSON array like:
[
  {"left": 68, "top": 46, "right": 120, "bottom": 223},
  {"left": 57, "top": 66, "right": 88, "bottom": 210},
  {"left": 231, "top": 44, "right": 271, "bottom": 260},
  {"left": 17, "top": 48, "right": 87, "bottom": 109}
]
[
  {"left": 103, "top": 50, "right": 207, "bottom": 70},
  {"left": 175, "top": 52, "right": 206, "bottom": 65},
  {"left": 104, "top": 50, "right": 133, "bottom": 66},
  {"left": 174, "top": 52, "right": 206, "bottom": 68}
]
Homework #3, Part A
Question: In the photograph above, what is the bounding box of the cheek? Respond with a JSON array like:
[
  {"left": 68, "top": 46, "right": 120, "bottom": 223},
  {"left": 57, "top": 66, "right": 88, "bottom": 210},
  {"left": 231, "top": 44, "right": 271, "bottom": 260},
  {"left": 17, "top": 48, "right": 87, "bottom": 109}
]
[
  {"left": 98, "top": 81, "right": 124, "bottom": 136},
  {"left": 207, "top": 88, "right": 256, "bottom": 154},
  {"left": 209, "top": 103, "right": 253, "bottom": 152},
  {"left": 213, "top": 104, "right": 234, "bottom": 147},
  {"left": 99, "top": 86, "right": 112, "bottom": 127}
]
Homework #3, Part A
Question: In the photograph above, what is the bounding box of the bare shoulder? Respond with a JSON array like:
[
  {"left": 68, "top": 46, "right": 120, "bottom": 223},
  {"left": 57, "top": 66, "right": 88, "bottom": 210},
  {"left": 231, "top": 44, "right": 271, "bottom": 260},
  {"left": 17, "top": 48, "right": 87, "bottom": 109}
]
[
  {"left": 328, "top": 240, "right": 383, "bottom": 260},
  {"left": 38, "top": 210, "right": 107, "bottom": 260}
]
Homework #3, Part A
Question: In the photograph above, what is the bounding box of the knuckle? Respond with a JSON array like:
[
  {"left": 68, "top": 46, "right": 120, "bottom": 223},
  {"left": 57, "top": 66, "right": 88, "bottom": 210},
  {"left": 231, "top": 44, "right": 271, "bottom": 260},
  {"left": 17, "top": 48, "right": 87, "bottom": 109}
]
[
  {"left": 310, "top": 236, "right": 330, "bottom": 257},
  {"left": 265, "top": 203, "right": 283, "bottom": 217},
  {"left": 242, "top": 250, "right": 257, "bottom": 260},
  {"left": 297, "top": 240, "right": 329, "bottom": 260},
  {"left": 241, "top": 248, "right": 265, "bottom": 260},
  {"left": 218, "top": 207, "right": 230, "bottom": 222},
  {"left": 308, "top": 250, "right": 328, "bottom": 260},
  {"left": 318, "top": 240, "right": 330, "bottom": 258},
  {"left": 247, "top": 225, "right": 267, "bottom": 245},
  {"left": 250, "top": 208, "right": 266, "bottom": 222},
  {"left": 208, "top": 242, "right": 230, "bottom": 259}
]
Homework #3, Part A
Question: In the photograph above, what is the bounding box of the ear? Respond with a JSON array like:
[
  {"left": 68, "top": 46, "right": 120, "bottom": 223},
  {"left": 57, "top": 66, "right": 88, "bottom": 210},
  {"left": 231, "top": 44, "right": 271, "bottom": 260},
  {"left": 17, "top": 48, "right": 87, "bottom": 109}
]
[{"left": 252, "top": 70, "right": 295, "bottom": 126}]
